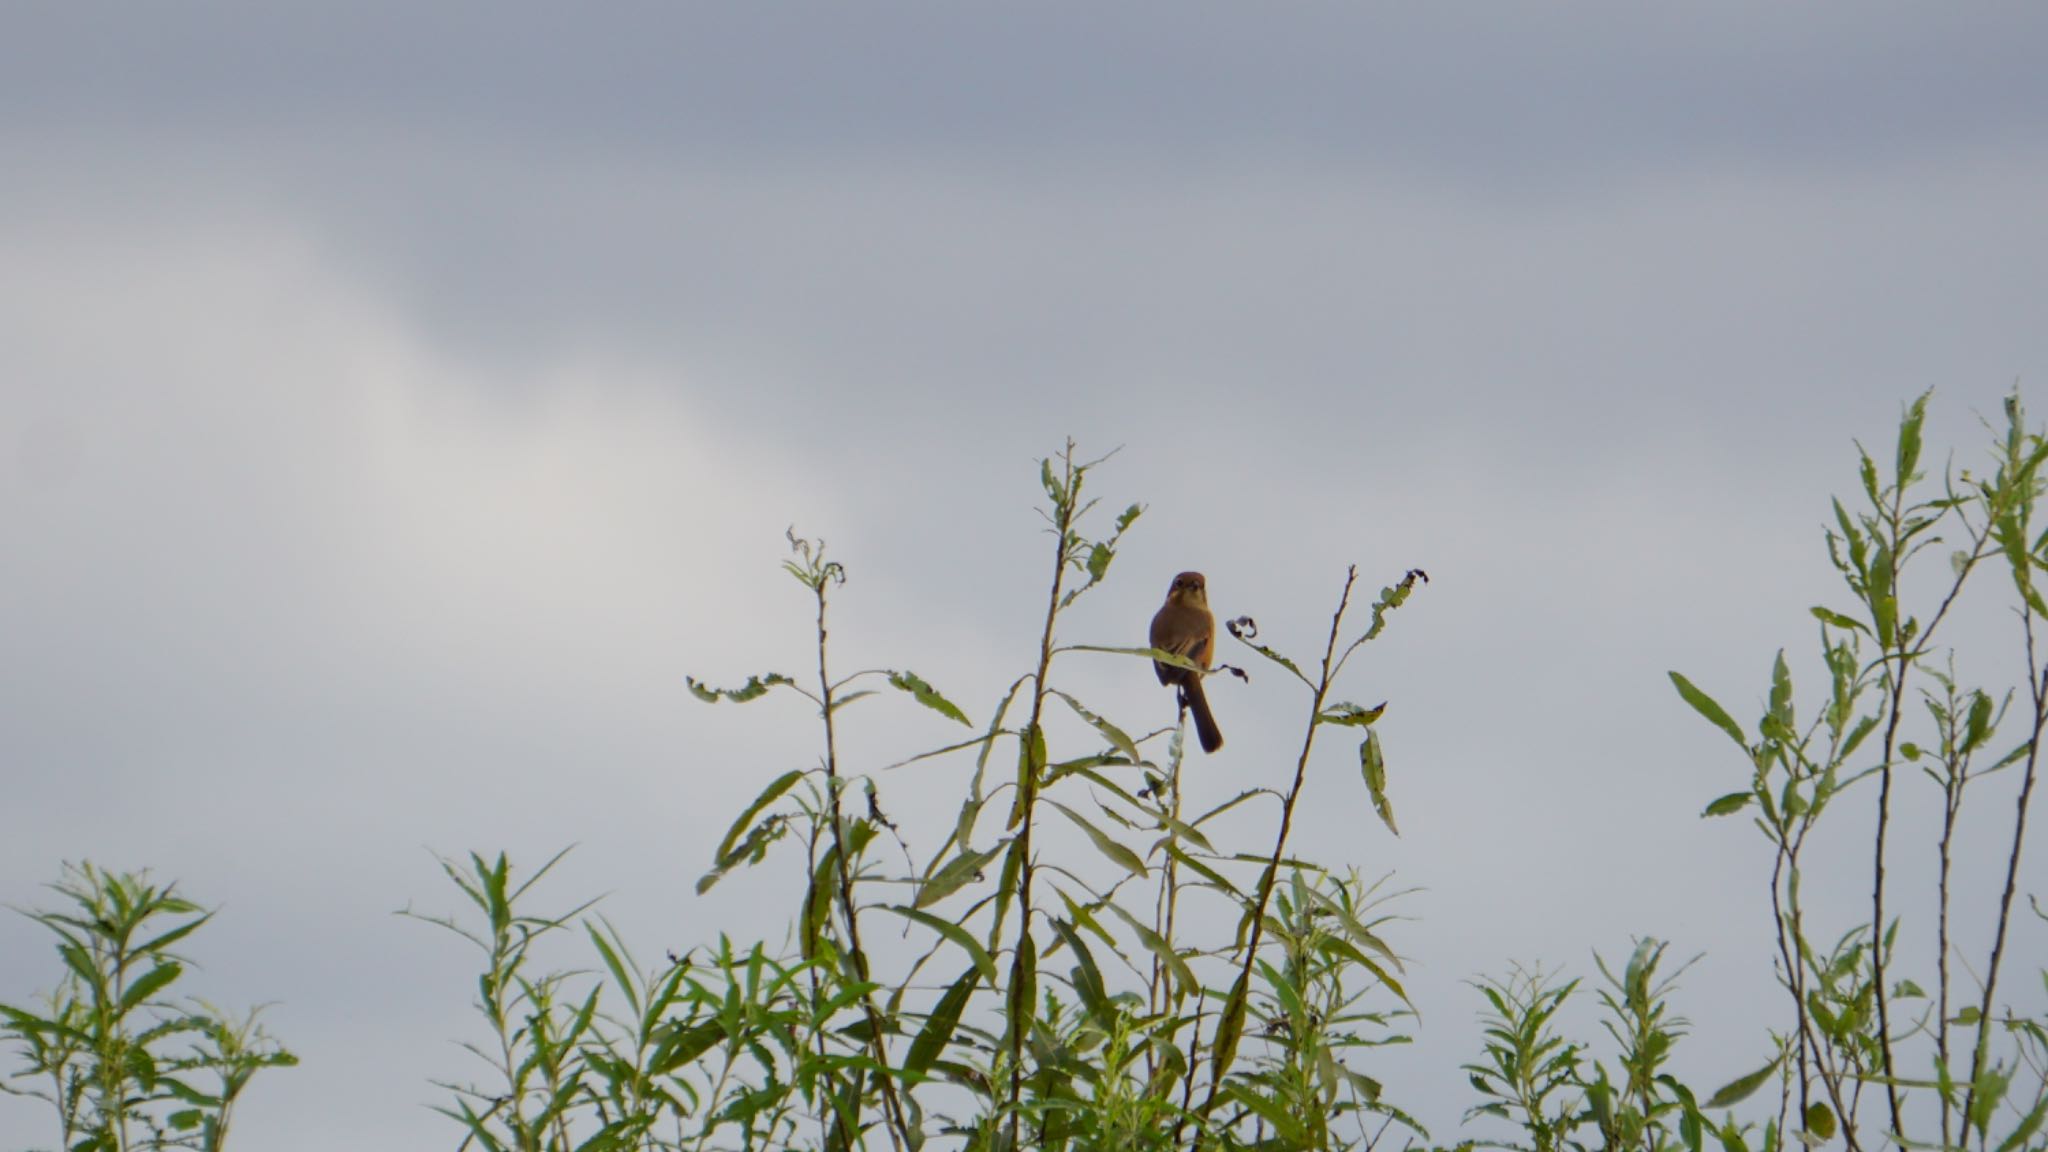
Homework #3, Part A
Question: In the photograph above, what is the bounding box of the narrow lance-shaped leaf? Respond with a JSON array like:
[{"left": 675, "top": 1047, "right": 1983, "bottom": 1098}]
[
  {"left": 1063, "top": 643, "right": 1210, "bottom": 679},
  {"left": 685, "top": 673, "right": 795, "bottom": 704},
  {"left": 1048, "top": 800, "right": 1148, "bottom": 878},
  {"left": 1702, "top": 792, "right": 1754, "bottom": 818},
  {"left": 1705, "top": 1052, "right": 1783, "bottom": 1108},
  {"left": 1048, "top": 917, "right": 1109, "bottom": 1022},
  {"left": 916, "top": 842, "right": 1006, "bottom": 909},
  {"left": 119, "top": 962, "right": 183, "bottom": 1012},
  {"left": 904, "top": 968, "right": 979, "bottom": 1079},
  {"left": 1768, "top": 650, "right": 1793, "bottom": 731},
  {"left": 1005, "top": 724, "right": 1048, "bottom": 831},
  {"left": 1356, "top": 568, "right": 1428, "bottom": 646},
  {"left": 884, "top": 906, "right": 998, "bottom": 984},
  {"left": 1360, "top": 731, "right": 1398, "bottom": 836},
  {"left": 1669, "top": 672, "right": 1748, "bottom": 749},
  {"left": 887, "top": 671, "right": 972, "bottom": 727},
  {"left": 1232, "top": 634, "right": 1310, "bottom": 686},
  {"left": 1104, "top": 900, "right": 1197, "bottom": 996},
  {"left": 1868, "top": 539, "right": 1897, "bottom": 649},
  {"left": 1225, "top": 1083, "right": 1309, "bottom": 1146},
  {"left": 1994, "top": 1092, "right": 2048, "bottom": 1152},
  {"left": 1320, "top": 701, "right": 1386, "bottom": 728},
  {"left": 715, "top": 769, "right": 804, "bottom": 866},
  {"left": 1210, "top": 970, "right": 1249, "bottom": 1085},
  {"left": 1809, "top": 606, "right": 1869, "bottom": 634},
  {"left": 1897, "top": 390, "right": 1928, "bottom": 485},
  {"left": 1963, "top": 690, "right": 1994, "bottom": 753},
  {"left": 1052, "top": 691, "right": 1140, "bottom": 764},
  {"left": 1007, "top": 930, "right": 1037, "bottom": 1037}
]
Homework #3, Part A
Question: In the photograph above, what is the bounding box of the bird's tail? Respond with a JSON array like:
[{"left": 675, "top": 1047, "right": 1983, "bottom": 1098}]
[{"left": 1183, "top": 676, "right": 1224, "bottom": 754}]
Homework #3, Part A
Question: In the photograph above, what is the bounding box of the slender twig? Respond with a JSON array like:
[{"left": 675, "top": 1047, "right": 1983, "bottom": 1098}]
[
  {"left": 1004, "top": 443, "right": 1080, "bottom": 1150},
  {"left": 1962, "top": 614, "right": 2048, "bottom": 1135},
  {"left": 1868, "top": 464, "right": 2000, "bottom": 1142},
  {"left": 1936, "top": 686, "right": 1968, "bottom": 1151},
  {"left": 1870, "top": 477, "right": 1910, "bottom": 1139},
  {"left": 809, "top": 569, "right": 912, "bottom": 1152},
  {"left": 1192, "top": 566, "right": 1360, "bottom": 1142}
]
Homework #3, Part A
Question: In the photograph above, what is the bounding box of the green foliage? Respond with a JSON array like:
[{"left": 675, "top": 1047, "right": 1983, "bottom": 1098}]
[
  {"left": 405, "top": 439, "right": 1426, "bottom": 1151},
  {"left": 1667, "top": 391, "right": 2048, "bottom": 1152},
  {"left": 0, "top": 862, "right": 295, "bottom": 1152},
  {"left": 17, "top": 396, "right": 2039, "bottom": 1152}
]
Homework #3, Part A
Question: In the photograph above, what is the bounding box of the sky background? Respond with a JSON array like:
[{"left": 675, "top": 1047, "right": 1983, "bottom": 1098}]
[{"left": 4, "top": 5, "right": 2047, "bottom": 1149}]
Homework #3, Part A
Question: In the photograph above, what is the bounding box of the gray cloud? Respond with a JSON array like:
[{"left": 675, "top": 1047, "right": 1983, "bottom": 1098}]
[{"left": 4, "top": 4, "right": 2044, "bottom": 186}]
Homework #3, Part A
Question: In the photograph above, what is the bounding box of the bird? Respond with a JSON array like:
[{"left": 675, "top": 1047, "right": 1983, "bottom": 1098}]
[{"left": 1150, "top": 571, "right": 1223, "bottom": 753}]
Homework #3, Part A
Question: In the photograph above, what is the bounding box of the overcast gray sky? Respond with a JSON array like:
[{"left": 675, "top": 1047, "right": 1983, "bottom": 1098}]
[{"left": 4, "top": 6, "right": 2046, "bottom": 1150}]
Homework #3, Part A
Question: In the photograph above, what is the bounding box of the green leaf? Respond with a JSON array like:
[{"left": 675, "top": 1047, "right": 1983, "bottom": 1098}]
[
  {"left": 1897, "top": 390, "right": 1928, "bottom": 485},
  {"left": 826, "top": 689, "right": 877, "bottom": 714},
  {"left": 1052, "top": 691, "right": 1140, "bottom": 764},
  {"left": 685, "top": 673, "right": 795, "bottom": 703},
  {"left": 801, "top": 853, "right": 835, "bottom": 960},
  {"left": 1320, "top": 701, "right": 1387, "bottom": 728},
  {"left": 1970, "top": 1062, "right": 2013, "bottom": 1138},
  {"left": 1048, "top": 917, "right": 1109, "bottom": 1022},
  {"left": 715, "top": 769, "right": 804, "bottom": 866},
  {"left": 1047, "top": 800, "right": 1148, "bottom": 878},
  {"left": 1803, "top": 1103, "right": 1837, "bottom": 1141},
  {"left": 887, "top": 671, "right": 972, "bottom": 727},
  {"left": 1007, "top": 930, "right": 1037, "bottom": 1032},
  {"left": 1085, "top": 542, "right": 1113, "bottom": 582},
  {"left": 1237, "top": 638, "right": 1311, "bottom": 686},
  {"left": 1670, "top": 672, "right": 1748, "bottom": 748},
  {"left": 1869, "top": 540, "right": 1897, "bottom": 648},
  {"left": 119, "top": 961, "right": 183, "bottom": 1012},
  {"left": 1359, "top": 731, "right": 1398, "bottom": 836},
  {"left": 1964, "top": 691, "right": 1995, "bottom": 753},
  {"left": 1063, "top": 643, "right": 1211, "bottom": 681},
  {"left": 1209, "top": 971, "right": 1249, "bottom": 1084},
  {"left": 649, "top": 1019, "right": 726, "bottom": 1075},
  {"left": 884, "top": 906, "right": 998, "bottom": 984},
  {"left": 1103, "top": 900, "right": 1196, "bottom": 995},
  {"left": 916, "top": 842, "right": 1006, "bottom": 909},
  {"left": 1703, "top": 792, "right": 1754, "bottom": 818},
  {"left": 1994, "top": 1092, "right": 2048, "bottom": 1152},
  {"left": 1162, "top": 841, "right": 1239, "bottom": 897},
  {"left": 696, "top": 817, "right": 785, "bottom": 894},
  {"left": 1224, "top": 1083, "right": 1308, "bottom": 1145},
  {"left": 1809, "top": 606, "right": 1869, "bottom": 634},
  {"left": 1768, "top": 650, "right": 1793, "bottom": 730},
  {"left": 1006, "top": 723, "right": 1049, "bottom": 830},
  {"left": 904, "top": 967, "right": 977, "bottom": 1079},
  {"left": 1705, "top": 1053, "right": 1782, "bottom": 1108}
]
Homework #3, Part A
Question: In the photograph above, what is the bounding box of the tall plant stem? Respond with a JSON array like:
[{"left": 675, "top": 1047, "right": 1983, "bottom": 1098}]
[
  {"left": 1193, "top": 566, "right": 1359, "bottom": 1139},
  {"left": 811, "top": 576, "right": 910, "bottom": 1152},
  {"left": 1004, "top": 445, "right": 1079, "bottom": 1151},
  {"left": 1962, "top": 614, "right": 2048, "bottom": 1133}
]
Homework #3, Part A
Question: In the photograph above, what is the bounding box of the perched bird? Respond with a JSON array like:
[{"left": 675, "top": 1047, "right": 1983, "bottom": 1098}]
[{"left": 1150, "top": 571, "right": 1223, "bottom": 753}]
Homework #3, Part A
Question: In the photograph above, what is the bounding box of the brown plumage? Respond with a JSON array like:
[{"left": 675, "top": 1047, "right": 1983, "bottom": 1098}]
[{"left": 1150, "top": 570, "right": 1223, "bottom": 753}]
